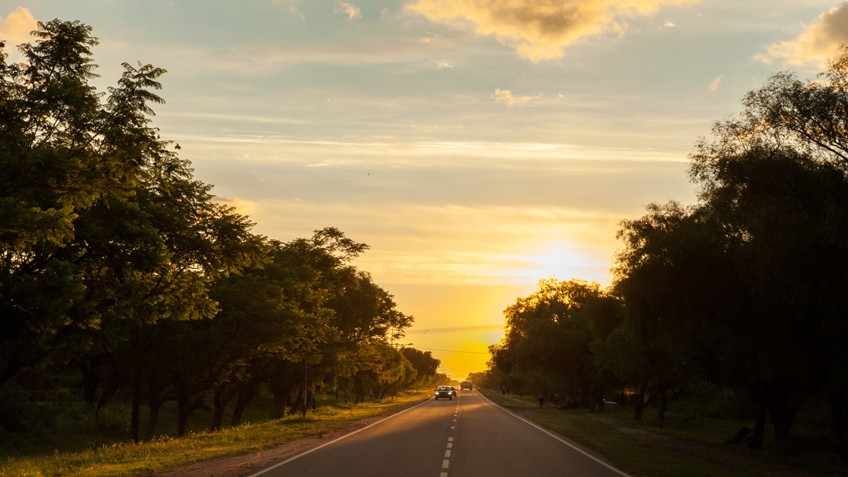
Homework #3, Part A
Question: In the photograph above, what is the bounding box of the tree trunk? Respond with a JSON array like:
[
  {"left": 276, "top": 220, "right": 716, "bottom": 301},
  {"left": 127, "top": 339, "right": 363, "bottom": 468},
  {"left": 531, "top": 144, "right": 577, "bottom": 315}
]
[
  {"left": 95, "top": 384, "right": 118, "bottom": 426},
  {"left": 271, "top": 385, "right": 290, "bottom": 419},
  {"left": 145, "top": 400, "right": 162, "bottom": 441},
  {"left": 594, "top": 385, "right": 605, "bottom": 412},
  {"left": 749, "top": 393, "right": 766, "bottom": 450},
  {"left": 657, "top": 389, "right": 667, "bottom": 428},
  {"left": 177, "top": 397, "right": 190, "bottom": 437},
  {"left": 634, "top": 381, "right": 648, "bottom": 421},
  {"left": 769, "top": 385, "right": 797, "bottom": 454},
  {"left": 231, "top": 383, "right": 258, "bottom": 427},
  {"left": 177, "top": 396, "right": 206, "bottom": 437},
  {"left": 829, "top": 386, "right": 848, "bottom": 460},
  {"left": 79, "top": 358, "right": 100, "bottom": 404},
  {"left": 289, "top": 385, "right": 306, "bottom": 415},
  {"left": 210, "top": 384, "right": 237, "bottom": 432},
  {"left": 131, "top": 325, "right": 143, "bottom": 443}
]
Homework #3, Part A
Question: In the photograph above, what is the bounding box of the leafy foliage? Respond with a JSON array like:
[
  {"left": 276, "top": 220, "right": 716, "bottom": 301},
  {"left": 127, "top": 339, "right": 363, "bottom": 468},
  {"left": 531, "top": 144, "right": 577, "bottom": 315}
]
[
  {"left": 487, "top": 46, "right": 848, "bottom": 459},
  {"left": 0, "top": 20, "right": 426, "bottom": 446},
  {"left": 490, "top": 279, "right": 622, "bottom": 408}
]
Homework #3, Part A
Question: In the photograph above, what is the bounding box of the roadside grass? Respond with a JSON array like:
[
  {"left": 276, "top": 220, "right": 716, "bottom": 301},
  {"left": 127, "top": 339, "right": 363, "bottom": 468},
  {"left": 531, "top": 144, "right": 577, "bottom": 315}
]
[
  {"left": 5, "top": 387, "right": 845, "bottom": 476},
  {"left": 0, "top": 390, "right": 430, "bottom": 477},
  {"left": 480, "top": 389, "right": 846, "bottom": 476}
]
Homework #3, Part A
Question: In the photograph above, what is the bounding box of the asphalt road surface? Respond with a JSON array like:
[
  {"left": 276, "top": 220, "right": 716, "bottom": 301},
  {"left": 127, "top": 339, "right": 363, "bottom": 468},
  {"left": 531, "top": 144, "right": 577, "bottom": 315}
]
[{"left": 248, "top": 390, "right": 629, "bottom": 477}]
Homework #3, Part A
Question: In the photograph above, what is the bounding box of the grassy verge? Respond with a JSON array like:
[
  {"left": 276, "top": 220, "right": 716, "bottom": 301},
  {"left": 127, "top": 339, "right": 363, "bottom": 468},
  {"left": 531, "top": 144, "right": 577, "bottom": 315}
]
[
  {"left": 0, "top": 390, "right": 430, "bottom": 477},
  {"left": 480, "top": 389, "right": 845, "bottom": 476}
]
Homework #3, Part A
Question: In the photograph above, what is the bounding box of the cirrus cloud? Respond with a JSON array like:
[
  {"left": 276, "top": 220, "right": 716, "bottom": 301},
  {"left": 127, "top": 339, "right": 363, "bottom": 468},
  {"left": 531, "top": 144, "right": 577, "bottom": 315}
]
[
  {"left": 708, "top": 74, "right": 724, "bottom": 92},
  {"left": 756, "top": 4, "right": 848, "bottom": 69},
  {"left": 407, "top": 0, "right": 695, "bottom": 62}
]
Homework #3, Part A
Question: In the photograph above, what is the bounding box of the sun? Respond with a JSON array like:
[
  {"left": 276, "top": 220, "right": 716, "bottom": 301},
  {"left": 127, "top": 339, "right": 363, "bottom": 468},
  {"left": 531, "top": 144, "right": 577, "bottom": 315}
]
[{"left": 502, "top": 241, "right": 611, "bottom": 287}]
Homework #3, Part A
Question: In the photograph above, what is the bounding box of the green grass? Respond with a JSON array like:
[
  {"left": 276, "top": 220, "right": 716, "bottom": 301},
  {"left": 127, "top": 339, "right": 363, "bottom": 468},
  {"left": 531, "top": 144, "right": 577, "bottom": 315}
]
[
  {"left": 481, "top": 389, "right": 846, "bottom": 476},
  {"left": 5, "top": 388, "right": 845, "bottom": 476},
  {"left": 0, "top": 390, "right": 430, "bottom": 477}
]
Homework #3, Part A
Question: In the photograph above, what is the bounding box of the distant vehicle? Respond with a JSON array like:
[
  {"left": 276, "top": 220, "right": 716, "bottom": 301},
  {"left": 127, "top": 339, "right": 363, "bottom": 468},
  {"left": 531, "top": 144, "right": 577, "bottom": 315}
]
[
  {"left": 450, "top": 386, "right": 458, "bottom": 397},
  {"left": 434, "top": 385, "right": 453, "bottom": 400},
  {"left": 460, "top": 381, "right": 473, "bottom": 390}
]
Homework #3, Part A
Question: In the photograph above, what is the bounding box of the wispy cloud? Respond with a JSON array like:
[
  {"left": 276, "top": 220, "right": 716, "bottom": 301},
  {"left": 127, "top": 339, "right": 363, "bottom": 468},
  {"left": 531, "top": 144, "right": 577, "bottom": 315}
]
[
  {"left": 215, "top": 196, "right": 259, "bottom": 217},
  {"left": 756, "top": 4, "right": 848, "bottom": 69},
  {"left": 407, "top": 0, "right": 696, "bottom": 62},
  {"left": 272, "top": 0, "right": 306, "bottom": 21},
  {"left": 708, "top": 74, "right": 724, "bottom": 92},
  {"left": 492, "top": 88, "right": 541, "bottom": 106},
  {"left": 0, "top": 6, "right": 37, "bottom": 46},
  {"left": 334, "top": 1, "right": 362, "bottom": 20},
  {"left": 250, "top": 200, "right": 621, "bottom": 286}
]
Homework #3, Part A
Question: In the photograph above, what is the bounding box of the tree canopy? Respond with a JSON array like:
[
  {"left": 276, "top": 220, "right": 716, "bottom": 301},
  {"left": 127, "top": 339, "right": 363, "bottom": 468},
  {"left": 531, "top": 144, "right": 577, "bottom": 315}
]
[
  {"left": 0, "top": 19, "right": 429, "bottom": 444},
  {"left": 486, "top": 45, "right": 848, "bottom": 457}
]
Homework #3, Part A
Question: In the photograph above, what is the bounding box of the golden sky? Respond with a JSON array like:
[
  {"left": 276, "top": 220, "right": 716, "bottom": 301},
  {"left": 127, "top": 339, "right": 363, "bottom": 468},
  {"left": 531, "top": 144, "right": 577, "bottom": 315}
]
[{"left": 5, "top": 1, "right": 847, "bottom": 378}]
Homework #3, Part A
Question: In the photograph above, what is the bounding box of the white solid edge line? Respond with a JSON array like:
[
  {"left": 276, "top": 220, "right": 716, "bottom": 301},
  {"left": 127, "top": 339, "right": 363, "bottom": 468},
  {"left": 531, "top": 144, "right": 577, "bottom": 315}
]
[
  {"left": 247, "top": 398, "right": 433, "bottom": 477},
  {"left": 478, "top": 393, "right": 631, "bottom": 477}
]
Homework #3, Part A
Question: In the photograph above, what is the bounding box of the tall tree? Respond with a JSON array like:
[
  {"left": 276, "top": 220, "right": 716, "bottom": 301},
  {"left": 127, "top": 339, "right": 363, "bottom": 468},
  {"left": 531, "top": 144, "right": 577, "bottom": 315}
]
[
  {"left": 491, "top": 279, "right": 620, "bottom": 407},
  {"left": 0, "top": 20, "right": 266, "bottom": 441},
  {"left": 612, "top": 201, "right": 746, "bottom": 425},
  {"left": 0, "top": 20, "right": 134, "bottom": 386},
  {"left": 686, "top": 46, "right": 848, "bottom": 452}
]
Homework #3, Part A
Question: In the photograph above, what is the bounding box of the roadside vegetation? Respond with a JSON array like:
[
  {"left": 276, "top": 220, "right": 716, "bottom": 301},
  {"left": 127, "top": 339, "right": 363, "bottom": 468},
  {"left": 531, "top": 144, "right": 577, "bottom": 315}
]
[
  {"left": 0, "top": 17, "right": 446, "bottom": 456},
  {"left": 0, "top": 390, "right": 431, "bottom": 477},
  {"left": 5, "top": 13, "right": 848, "bottom": 477},
  {"left": 482, "top": 388, "right": 846, "bottom": 476},
  {"left": 474, "top": 44, "right": 848, "bottom": 468}
]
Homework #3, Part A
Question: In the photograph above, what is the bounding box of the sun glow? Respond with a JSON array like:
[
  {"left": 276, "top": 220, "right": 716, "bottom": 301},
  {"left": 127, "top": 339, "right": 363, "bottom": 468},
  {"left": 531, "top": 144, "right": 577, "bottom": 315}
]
[
  {"left": 391, "top": 241, "right": 613, "bottom": 379},
  {"left": 501, "top": 241, "right": 612, "bottom": 287}
]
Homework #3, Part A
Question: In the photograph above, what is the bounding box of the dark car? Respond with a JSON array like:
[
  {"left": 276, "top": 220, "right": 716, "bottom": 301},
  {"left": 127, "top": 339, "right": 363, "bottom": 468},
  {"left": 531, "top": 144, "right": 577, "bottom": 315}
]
[
  {"left": 460, "top": 381, "right": 473, "bottom": 390},
  {"left": 434, "top": 385, "right": 453, "bottom": 400}
]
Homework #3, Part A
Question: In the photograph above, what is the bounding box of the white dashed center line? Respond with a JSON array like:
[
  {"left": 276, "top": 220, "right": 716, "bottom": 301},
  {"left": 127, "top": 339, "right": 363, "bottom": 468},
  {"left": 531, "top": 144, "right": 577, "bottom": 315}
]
[{"left": 439, "top": 399, "right": 463, "bottom": 476}]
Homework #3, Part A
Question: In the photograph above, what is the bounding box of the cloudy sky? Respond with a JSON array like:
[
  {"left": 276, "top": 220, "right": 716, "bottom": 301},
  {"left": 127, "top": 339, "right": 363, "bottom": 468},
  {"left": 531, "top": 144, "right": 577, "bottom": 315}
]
[{"left": 4, "top": 1, "right": 847, "bottom": 378}]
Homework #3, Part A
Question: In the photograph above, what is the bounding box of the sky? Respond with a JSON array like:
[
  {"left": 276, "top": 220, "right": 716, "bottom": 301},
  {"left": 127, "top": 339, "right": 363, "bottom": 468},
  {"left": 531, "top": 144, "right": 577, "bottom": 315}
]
[{"left": 3, "top": 0, "right": 847, "bottom": 379}]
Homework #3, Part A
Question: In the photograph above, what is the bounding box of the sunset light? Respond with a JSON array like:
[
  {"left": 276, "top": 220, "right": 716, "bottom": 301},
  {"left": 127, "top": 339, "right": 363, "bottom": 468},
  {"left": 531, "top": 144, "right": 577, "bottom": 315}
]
[
  {"left": 6, "top": 2, "right": 848, "bottom": 472},
  {"left": 5, "top": 1, "right": 842, "bottom": 382},
  {"left": 503, "top": 241, "right": 612, "bottom": 287}
]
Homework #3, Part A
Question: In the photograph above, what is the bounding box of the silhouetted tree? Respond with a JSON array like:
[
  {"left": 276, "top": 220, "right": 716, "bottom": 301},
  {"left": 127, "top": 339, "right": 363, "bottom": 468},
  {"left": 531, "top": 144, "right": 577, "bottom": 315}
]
[{"left": 490, "top": 279, "right": 621, "bottom": 407}]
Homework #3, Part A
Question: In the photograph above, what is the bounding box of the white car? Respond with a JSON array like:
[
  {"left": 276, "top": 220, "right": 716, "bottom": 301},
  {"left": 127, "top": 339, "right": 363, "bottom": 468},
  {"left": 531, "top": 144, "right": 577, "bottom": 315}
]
[{"left": 434, "top": 386, "right": 453, "bottom": 400}]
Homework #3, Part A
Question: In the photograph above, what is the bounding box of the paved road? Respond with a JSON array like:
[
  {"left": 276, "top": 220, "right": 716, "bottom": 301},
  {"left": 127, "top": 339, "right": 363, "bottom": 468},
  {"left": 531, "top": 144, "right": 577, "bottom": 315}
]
[{"left": 249, "top": 390, "right": 629, "bottom": 477}]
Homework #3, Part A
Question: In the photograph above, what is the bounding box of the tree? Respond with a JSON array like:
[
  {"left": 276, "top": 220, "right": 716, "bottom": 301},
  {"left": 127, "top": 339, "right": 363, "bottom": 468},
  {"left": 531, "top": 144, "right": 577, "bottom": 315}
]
[
  {"left": 685, "top": 46, "right": 848, "bottom": 452},
  {"left": 0, "top": 19, "right": 424, "bottom": 445},
  {"left": 0, "top": 20, "right": 266, "bottom": 441},
  {"left": 491, "top": 279, "right": 621, "bottom": 407},
  {"left": 692, "top": 146, "right": 848, "bottom": 450},
  {"left": 330, "top": 271, "right": 413, "bottom": 345},
  {"left": 0, "top": 20, "right": 113, "bottom": 387},
  {"left": 612, "top": 201, "right": 745, "bottom": 426},
  {"left": 401, "top": 347, "right": 441, "bottom": 386},
  {"left": 206, "top": 235, "right": 339, "bottom": 428}
]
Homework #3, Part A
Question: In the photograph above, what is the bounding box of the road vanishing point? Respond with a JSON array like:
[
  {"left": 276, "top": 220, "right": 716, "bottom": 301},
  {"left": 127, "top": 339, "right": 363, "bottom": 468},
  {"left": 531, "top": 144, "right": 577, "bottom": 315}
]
[{"left": 248, "top": 390, "right": 630, "bottom": 477}]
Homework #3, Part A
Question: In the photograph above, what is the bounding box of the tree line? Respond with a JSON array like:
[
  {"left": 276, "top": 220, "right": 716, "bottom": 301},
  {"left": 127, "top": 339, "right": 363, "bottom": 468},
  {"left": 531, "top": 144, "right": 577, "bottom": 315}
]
[
  {"left": 486, "top": 47, "right": 848, "bottom": 457},
  {"left": 0, "top": 20, "right": 443, "bottom": 444}
]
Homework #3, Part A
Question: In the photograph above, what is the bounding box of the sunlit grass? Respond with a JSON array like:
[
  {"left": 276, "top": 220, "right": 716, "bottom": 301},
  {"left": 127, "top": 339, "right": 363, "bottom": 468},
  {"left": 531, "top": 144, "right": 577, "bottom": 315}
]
[{"left": 0, "top": 390, "right": 430, "bottom": 477}]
